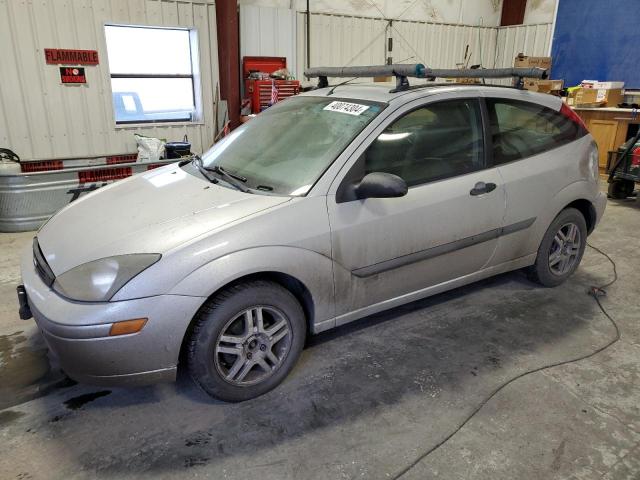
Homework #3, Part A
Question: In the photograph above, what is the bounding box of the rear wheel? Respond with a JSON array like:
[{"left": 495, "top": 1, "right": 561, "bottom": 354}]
[
  {"left": 187, "top": 281, "right": 306, "bottom": 402},
  {"left": 528, "top": 208, "right": 587, "bottom": 287}
]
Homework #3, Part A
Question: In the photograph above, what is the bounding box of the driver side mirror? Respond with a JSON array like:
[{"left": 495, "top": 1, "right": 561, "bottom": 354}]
[{"left": 355, "top": 172, "right": 408, "bottom": 200}]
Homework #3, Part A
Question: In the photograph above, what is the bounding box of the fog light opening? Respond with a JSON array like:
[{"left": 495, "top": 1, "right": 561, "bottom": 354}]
[{"left": 109, "top": 318, "right": 148, "bottom": 336}]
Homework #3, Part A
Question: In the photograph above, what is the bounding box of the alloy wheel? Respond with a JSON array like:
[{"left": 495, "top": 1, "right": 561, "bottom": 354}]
[
  {"left": 548, "top": 222, "right": 582, "bottom": 276},
  {"left": 214, "top": 306, "right": 292, "bottom": 386}
]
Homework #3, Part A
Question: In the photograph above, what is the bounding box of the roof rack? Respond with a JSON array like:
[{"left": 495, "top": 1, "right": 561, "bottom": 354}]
[{"left": 304, "top": 64, "right": 548, "bottom": 92}]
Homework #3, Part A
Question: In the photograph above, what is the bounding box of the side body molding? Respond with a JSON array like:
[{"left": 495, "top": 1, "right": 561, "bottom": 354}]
[
  {"left": 352, "top": 217, "right": 536, "bottom": 278},
  {"left": 169, "top": 246, "right": 336, "bottom": 333}
]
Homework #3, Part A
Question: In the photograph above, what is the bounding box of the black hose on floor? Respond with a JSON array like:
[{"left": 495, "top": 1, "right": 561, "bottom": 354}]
[{"left": 390, "top": 243, "right": 620, "bottom": 479}]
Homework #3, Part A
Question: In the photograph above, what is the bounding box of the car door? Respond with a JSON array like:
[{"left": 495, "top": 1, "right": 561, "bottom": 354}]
[
  {"left": 327, "top": 95, "right": 506, "bottom": 323},
  {"left": 485, "top": 96, "right": 590, "bottom": 265}
]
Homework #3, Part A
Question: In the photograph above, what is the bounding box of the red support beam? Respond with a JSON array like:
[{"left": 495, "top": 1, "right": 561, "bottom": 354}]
[
  {"left": 216, "top": 0, "right": 241, "bottom": 129},
  {"left": 500, "top": 0, "right": 527, "bottom": 26}
]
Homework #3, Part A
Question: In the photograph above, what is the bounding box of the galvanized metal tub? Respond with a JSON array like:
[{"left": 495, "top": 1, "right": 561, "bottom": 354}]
[{"left": 0, "top": 157, "right": 178, "bottom": 232}]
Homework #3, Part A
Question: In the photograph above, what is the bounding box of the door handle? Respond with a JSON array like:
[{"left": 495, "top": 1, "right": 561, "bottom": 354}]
[{"left": 470, "top": 181, "right": 497, "bottom": 196}]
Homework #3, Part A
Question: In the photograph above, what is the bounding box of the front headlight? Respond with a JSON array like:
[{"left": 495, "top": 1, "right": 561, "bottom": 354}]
[{"left": 53, "top": 254, "right": 161, "bottom": 302}]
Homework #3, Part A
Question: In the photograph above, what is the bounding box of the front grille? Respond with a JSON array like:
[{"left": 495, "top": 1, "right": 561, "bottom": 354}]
[{"left": 33, "top": 238, "right": 56, "bottom": 287}]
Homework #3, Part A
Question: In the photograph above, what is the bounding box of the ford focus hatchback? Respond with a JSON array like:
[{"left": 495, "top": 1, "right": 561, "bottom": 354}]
[{"left": 19, "top": 82, "right": 606, "bottom": 402}]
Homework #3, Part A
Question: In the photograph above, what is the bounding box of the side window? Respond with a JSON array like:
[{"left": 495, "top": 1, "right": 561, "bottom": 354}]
[
  {"left": 363, "top": 99, "right": 484, "bottom": 187},
  {"left": 488, "top": 98, "right": 581, "bottom": 164}
]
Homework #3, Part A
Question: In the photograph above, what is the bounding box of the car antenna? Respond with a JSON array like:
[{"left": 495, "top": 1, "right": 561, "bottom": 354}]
[{"left": 326, "top": 77, "right": 358, "bottom": 96}]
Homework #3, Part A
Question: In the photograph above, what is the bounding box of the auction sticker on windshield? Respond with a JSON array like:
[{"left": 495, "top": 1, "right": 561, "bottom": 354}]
[{"left": 323, "top": 101, "right": 370, "bottom": 116}]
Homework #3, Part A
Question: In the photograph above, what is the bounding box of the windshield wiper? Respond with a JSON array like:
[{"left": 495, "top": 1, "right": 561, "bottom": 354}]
[
  {"left": 206, "top": 165, "right": 250, "bottom": 193},
  {"left": 209, "top": 165, "right": 247, "bottom": 183},
  {"left": 190, "top": 155, "right": 250, "bottom": 193},
  {"left": 192, "top": 155, "right": 218, "bottom": 184}
]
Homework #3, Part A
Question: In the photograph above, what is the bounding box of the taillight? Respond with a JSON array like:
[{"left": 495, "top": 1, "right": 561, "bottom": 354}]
[{"left": 560, "top": 102, "right": 588, "bottom": 132}]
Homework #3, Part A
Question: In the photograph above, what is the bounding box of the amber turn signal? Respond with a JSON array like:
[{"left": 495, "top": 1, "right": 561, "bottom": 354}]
[{"left": 109, "top": 318, "right": 148, "bottom": 336}]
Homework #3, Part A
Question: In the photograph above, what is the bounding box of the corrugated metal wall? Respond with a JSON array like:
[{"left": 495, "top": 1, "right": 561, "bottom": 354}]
[
  {"left": 239, "top": 5, "right": 297, "bottom": 84},
  {"left": 0, "top": 0, "right": 219, "bottom": 161},
  {"left": 296, "top": 13, "right": 388, "bottom": 80},
  {"left": 292, "top": 12, "right": 551, "bottom": 84},
  {"left": 493, "top": 23, "right": 554, "bottom": 84},
  {"left": 392, "top": 21, "right": 497, "bottom": 70},
  {"left": 494, "top": 23, "right": 554, "bottom": 69}
]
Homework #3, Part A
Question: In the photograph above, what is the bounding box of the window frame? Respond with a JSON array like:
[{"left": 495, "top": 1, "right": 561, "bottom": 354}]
[
  {"left": 484, "top": 97, "right": 584, "bottom": 166},
  {"left": 104, "top": 24, "right": 201, "bottom": 126},
  {"left": 336, "top": 97, "right": 490, "bottom": 201}
]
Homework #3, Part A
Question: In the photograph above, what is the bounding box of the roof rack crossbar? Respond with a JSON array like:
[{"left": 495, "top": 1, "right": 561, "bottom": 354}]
[{"left": 304, "top": 64, "right": 548, "bottom": 92}]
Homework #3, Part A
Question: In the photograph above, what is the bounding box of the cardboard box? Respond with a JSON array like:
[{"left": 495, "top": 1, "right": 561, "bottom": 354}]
[
  {"left": 592, "top": 81, "right": 625, "bottom": 90},
  {"left": 514, "top": 53, "right": 552, "bottom": 70},
  {"left": 523, "top": 79, "right": 564, "bottom": 94},
  {"left": 579, "top": 80, "right": 599, "bottom": 88},
  {"left": 571, "top": 87, "right": 624, "bottom": 107},
  {"left": 455, "top": 77, "right": 481, "bottom": 84}
]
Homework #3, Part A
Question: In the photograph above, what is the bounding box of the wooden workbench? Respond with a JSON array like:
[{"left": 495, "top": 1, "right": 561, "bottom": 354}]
[{"left": 573, "top": 107, "right": 640, "bottom": 170}]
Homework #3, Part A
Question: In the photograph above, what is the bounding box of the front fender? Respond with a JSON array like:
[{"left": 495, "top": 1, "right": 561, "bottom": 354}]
[{"left": 169, "top": 246, "right": 336, "bottom": 331}]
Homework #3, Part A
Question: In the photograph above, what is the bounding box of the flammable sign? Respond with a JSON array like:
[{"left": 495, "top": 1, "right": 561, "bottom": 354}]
[{"left": 60, "top": 67, "right": 86, "bottom": 84}]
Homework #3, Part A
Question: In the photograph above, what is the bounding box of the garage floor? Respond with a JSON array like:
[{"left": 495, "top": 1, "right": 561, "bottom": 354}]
[{"left": 1, "top": 193, "right": 639, "bottom": 480}]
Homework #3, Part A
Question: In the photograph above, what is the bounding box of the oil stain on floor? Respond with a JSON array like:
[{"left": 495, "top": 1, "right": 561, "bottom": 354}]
[
  {"left": 0, "top": 331, "right": 67, "bottom": 410},
  {"left": 63, "top": 391, "right": 112, "bottom": 410},
  {"left": 0, "top": 409, "right": 25, "bottom": 427}
]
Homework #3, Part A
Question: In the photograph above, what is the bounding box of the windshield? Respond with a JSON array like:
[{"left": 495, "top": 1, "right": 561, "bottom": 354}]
[{"left": 196, "top": 96, "right": 385, "bottom": 196}]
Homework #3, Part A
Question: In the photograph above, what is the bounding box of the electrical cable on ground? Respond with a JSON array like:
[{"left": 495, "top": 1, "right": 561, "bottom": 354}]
[{"left": 390, "top": 243, "right": 620, "bottom": 479}]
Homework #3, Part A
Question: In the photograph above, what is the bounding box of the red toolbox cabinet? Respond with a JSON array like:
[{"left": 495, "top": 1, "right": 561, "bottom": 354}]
[{"left": 243, "top": 56, "right": 300, "bottom": 113}]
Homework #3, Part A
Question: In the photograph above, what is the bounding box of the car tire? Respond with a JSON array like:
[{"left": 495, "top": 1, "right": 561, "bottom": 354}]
[
  {"left": 528, "top": 208, "right": 587, "bottom": 287},
  {"left": 608, "top": 179, "right": 634, "bottom": 199},
  {"left": 187, "top": 280, "right": 306, "bottom": 402}
]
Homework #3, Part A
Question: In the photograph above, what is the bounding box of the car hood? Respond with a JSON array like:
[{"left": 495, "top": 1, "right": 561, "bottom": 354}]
[{"left": 37, "top": 165, "right": 290, "bottom": 274}]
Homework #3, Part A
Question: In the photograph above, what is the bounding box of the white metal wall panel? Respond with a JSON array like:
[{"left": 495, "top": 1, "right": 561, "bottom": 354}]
[
  {"left": 296, "top": 13, "right": 492, "bottom": 82},
  {"left": 294, "top": 12, "right": 552, "bottom": 87},
  {"left": 495, "top": 23, "right": 554, "bottom": 69},
  {"left": 392, "top": 21, "right": 497, "bottom": 70},
  {"left": 296, "top": 13, "right": 387, "bottom": 81},
  {"left": 240, "top": 5, "right": 297, "bottom": 83},
  {"left": 0, "top": 0, "right": 219, "bottom": 161},
  {"left": 493, "top": 23, "right": 554, "bottom": 84}
]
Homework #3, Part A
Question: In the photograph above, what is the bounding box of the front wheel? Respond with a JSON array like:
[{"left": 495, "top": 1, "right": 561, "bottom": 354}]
[
  {"left": 528, "top": 208, "right": 587, "bottom": 287},
  {"left": 187, "top": 281, "right": 306, "bottom": 402}
]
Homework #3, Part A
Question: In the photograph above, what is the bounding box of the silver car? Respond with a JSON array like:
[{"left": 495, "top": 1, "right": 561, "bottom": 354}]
[{"left": 19, "top": 83, "right": 606, "bottom": 402}]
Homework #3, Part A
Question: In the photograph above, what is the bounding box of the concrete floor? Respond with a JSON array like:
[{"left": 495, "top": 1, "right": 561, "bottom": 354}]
[{"left": 0, "top": 192, "right": 639, "bottom": 480}]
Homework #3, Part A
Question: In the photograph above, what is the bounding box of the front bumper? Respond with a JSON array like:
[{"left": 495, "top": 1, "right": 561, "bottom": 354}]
[{"left": 20, "top": 243, "right": 205, "bottom": 386}]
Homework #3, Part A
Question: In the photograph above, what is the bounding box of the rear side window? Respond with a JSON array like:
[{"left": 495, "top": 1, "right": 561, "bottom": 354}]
[
  {"left": 363, "top": 98, "right": 484, "bottom": 187},
  {"left": 487, "top": 98, "right": 584, "bottom": 165}
]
